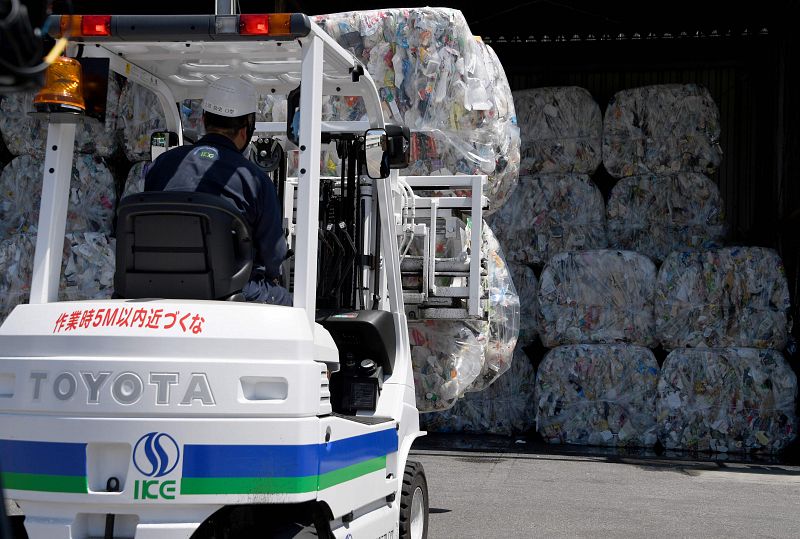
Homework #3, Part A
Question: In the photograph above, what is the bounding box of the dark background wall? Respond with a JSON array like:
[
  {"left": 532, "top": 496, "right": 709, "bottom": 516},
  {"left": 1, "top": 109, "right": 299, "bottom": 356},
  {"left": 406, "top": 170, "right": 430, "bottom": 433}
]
[{"left": 44, "top": 0, "right": 800, "bottom": 334}]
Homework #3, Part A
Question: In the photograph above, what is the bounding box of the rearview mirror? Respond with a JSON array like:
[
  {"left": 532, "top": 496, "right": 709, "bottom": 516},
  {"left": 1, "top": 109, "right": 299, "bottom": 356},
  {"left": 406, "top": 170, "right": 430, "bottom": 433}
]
[
  {"left": 384, "top": 124, "right": 410, "bottom": 169},
  {"left": 364, "top": 128, "right": 389, "bottom": 179},
  {"left": 150, "top": 131, "right": 179, "bottom": 161}
]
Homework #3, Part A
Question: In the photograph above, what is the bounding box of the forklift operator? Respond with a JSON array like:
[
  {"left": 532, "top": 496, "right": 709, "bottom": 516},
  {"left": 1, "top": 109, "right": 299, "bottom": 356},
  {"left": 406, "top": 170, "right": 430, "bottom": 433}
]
[{"left": 144, "top": 76, "right": 292, "bottom": 306}]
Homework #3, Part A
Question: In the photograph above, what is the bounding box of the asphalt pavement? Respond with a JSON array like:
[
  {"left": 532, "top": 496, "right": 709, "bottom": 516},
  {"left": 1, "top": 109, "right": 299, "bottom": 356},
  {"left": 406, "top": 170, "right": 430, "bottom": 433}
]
[{"left": 413, "top": 437, "right": 800, "bottom": 539}]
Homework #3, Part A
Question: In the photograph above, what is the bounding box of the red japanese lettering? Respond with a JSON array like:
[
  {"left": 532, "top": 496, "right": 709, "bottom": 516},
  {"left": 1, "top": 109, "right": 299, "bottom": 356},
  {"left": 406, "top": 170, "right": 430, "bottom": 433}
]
[
  {"left": 163, "top": 311, "right": 179, "bottom": 330},
  {"left": 53, "top": 313, "right": 68, "bottom": 333},
  {"left": 66, "top": 311, "right": 82, "bottom": 331},
  {"left": 188, "top": 315, "right": 205, "bottom": 335},
  {"left": 79, "top": 309, "right": 95, "bottom": 329},
  {"left": 131, "top": 308, "right": 148, "bottom": 328},
  {"left": 179, "top": 313, "right": 191, "bottom": 332},
  {"left": 116, "top": 308, "right": 133, "bottom": 327},
  {"left": 145, "top": 309, "right": 164, "bottom": 329}
]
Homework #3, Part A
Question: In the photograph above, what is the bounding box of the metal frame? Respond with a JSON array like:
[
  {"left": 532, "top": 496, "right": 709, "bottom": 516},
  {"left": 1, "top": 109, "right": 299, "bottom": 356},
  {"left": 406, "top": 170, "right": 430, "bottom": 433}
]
[
  {"left": 399, "top": 175, "right": 485, "bottom": 318},
  {"left": 34, "top": 19, "right": 390, "bottom": 328},
  {"left": 29, "top": 118, "right": 78, "bottom": 304}
]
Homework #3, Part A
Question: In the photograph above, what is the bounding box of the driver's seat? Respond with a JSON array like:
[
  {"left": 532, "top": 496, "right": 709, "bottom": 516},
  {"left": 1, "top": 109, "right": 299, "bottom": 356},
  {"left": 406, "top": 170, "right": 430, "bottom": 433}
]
[{"left": 114, "top": 191, "right": 254, "bottom": 301}]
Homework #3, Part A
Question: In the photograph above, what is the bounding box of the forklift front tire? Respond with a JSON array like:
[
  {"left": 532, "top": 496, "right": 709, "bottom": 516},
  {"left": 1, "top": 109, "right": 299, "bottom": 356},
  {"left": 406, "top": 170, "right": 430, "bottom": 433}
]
[{"left": 399, "top": 461, "right": 429, "bottom": 539}]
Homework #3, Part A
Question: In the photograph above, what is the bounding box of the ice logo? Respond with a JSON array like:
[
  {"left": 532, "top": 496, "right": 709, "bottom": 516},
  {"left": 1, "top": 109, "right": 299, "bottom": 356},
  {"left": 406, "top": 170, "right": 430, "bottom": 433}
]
[{"left": 133, "top": 432, "right": 180, "bottom": 478}]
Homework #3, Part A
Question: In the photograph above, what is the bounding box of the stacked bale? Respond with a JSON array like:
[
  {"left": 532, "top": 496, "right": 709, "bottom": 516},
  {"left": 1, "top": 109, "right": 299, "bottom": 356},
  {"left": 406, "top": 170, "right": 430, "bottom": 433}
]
[
  {"left": 535, "top": 344, "right": 660, "bottom": 447},
  {"left": 655, "top": 247, "right": 796, "bottom": 453},
  {"left": 537, "top": 250, "right": 657, "bottom": 348},
  {"left": 606, "top": 173, "right": 726, "bottom": 263},
  {"left": 656, "top": 247, "right": 791, "bottom": 350},
  {"left": 534, "top": 250, "right": 661, "bottom": 447},
  {"left": 658, "top": 348, "right": 796, "bottom": 453},
  {"left": 490, "top": 87, "right": 606, "bottom": 268},
  {"left": 0, "top": 74, "right": 124, "bottom": 324},
  {"left": 602, "top": 83, "right": 722, "bottom": 178},
  {"left": 515, "top": 86, "right": 602, "bottom": 177},
  {"left": 313, "top": 8, "right": 520, "bottom": 213},
  {"left": 603, "top": 84, "right": 726, "bottom": 262},
  {"left": 0, "top": 153, "right": 117, "bottom": 322},
  {"left": 488, "top": 173, "right": 607, "bottom": 267},
  {"left": 0, "top": 76, "right": 121, "bottom": 158}
]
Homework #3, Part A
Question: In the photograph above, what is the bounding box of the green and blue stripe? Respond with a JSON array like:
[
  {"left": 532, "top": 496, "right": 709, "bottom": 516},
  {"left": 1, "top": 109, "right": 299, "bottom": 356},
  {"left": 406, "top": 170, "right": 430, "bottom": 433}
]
[
  {"left": 0, "top": 428, "right": 397, "bottom": 496},
  {"left": 180, "top": 428, "right": 397, "bottom": 495},
  {"left": 0, "top": 440, "right": 88, "bottom": 493}
]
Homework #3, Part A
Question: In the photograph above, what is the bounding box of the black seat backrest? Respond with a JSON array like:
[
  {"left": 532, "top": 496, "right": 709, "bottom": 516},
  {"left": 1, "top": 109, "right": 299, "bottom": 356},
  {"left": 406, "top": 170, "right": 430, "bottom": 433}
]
[{"left": 114, "top": 191, "right": 254, "bottom": 300}]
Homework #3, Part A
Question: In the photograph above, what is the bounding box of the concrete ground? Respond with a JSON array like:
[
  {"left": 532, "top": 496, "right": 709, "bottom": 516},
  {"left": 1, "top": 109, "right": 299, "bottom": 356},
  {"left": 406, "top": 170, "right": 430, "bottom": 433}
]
[{"left": 413, "top": 435, "right": 800, "bottom": 538}]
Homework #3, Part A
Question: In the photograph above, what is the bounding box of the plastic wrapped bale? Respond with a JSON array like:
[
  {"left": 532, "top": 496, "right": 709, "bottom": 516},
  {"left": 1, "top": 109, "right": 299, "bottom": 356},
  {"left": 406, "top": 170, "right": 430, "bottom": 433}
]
[
  {"left": 118, "top": 81, "right": 167, "bottom": 161},
  {"left": 0, "top": 232, "right": 116, "bottom": 323},
  {"left": 61, "top": 232, "right": 116, "bottom": 301},
  {"left": 514, "top": 87, "right": 602, "bottom": 176},
  {"left": 0, "top": 154, "right": 116, "bottom": 237},
  {"left": 603, "top": 84, "right": 722, "bottom": 178},
  {"left": 0, "top": 77, "right": 122, "bottom": 158},
  {"left": 656, "top": 247, "right": 792, "bottom": 350},
  {"left": 420, "top": 348, "right": 537, "bottom": 436},
  {"left": 510, "top": 263, "right": 538, "bottom": 346},
  {"left": 466, "top": 220, "right": 520, "bottom": 391},
  {"left": 313, "top": 8, "right": 520, "bottom": 213},
  {"left": 409, "top": 321, "right": 484, "bottom": 412},
  {"left": 0, "top": 233, "right": 35, "bottom": 322},
  {"left": 535, "top": 344, "right": 660, "bottom": 447},
  {"left": 538, "top": 250, "right": 657, "bottom": 348},
  {"left": 658, "top": 348, "right": 797, "bottom": 453},
  {"left": 487, "top": 174, "right": 607, "bottom": 267},
  {"left": 607, "top": 173, "right": 726, "bottom": 263}
]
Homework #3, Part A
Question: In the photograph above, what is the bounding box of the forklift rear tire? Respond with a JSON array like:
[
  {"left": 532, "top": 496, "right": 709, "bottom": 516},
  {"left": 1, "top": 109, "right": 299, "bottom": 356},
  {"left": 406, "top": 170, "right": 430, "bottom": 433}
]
[{"left": 399, "top": 461, "right": 428, "bottom": 539}]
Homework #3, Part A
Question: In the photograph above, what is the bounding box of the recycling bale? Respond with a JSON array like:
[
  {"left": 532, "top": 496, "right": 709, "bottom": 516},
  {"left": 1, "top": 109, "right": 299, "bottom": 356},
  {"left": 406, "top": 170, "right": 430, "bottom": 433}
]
[
  {"left": 0, "top": 153, "right": 116, "bottom": 238},
  {"left": 0, "top": 231, "right": 116, "bottom": 323},
  {"left": 514, "top": 86, "right": 602, "bottom": 176},
  {"left": 421, "top": 347, "right": 537, "bottom": 436},
  {"left": 658, "top": 347, "right": 797, "bottom": 453},
  {"left": 607, "top": 172, "right": 726, "bottom": 263},
  {"left": 602, "top": 83, "right": 722, "bottom": 178},
  {"left": 535, "top": 344, "right": 660, "bottom": 447},
  {"left": 0, "top": 74, "right": 122, "bottom": 158},
  {"left": 487, "top": 174, "right": 607, "bottom": 267},
  {"left": 313, "top": 8, "right": 520, "bottom": 213},
  {"left": 118, "top": 81, "right": 167, "bottom": 162},
  {"left": 537, "top": 250, "right": 657, "bottom": 348},
  {"left": 656, "top": 247, "right": 792, "bottom": 350}
]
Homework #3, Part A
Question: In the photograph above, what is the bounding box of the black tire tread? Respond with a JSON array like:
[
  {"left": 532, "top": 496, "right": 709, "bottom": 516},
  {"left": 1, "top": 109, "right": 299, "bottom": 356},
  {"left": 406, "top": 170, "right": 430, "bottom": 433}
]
[{"left": 399, "top": 460, "right": 428, "bottom": 539}]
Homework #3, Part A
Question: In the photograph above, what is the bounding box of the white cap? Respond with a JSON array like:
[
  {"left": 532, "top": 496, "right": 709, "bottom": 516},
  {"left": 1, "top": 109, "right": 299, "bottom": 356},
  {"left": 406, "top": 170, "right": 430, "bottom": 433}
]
[{"left": 202, "top": 76, "right": 258, "bottom": 118}]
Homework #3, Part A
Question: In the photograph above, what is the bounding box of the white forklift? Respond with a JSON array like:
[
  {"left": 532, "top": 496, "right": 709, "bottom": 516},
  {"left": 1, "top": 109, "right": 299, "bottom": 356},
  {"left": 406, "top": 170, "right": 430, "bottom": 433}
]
[{"left": 0, "top": 9, "right": 488, "bottom": 539}]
